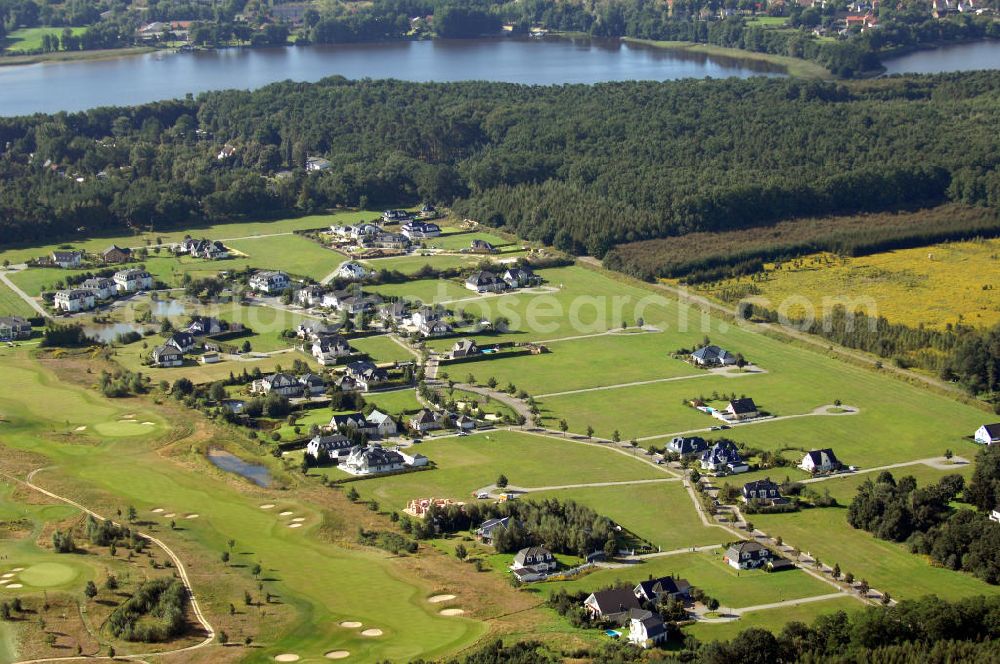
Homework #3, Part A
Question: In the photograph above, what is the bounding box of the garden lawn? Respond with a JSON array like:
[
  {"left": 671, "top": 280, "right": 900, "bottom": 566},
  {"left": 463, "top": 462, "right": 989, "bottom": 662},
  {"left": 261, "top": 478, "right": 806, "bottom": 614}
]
[
  {"left": 366, "top": 278, "right": 471, "bottom": 304},
  {"left": 364, "top": 388, "right": 424, "bottom": 416},
  {"left": 0, "top": 348, "right": 487, "bottom": 662},
  {"left": 0, "top": 210, "right": 380, "bottom": 266},
  {"left": 0, "top": 280, "right": 36, "bottom": 318},
  {"left": 360, "top": 254, "right": 480, "bottom": 275},
  {"left": 350, "top": 334, "right": 417, "bottom": 363},
  {"left": 684, "top": 596, "right": 861, "bottom": 641},
  {"left": 3, "top": 27, "right": 87, "bottom": 53},
  {"left": 338, "top": 430, "right": 665, "bottom": 509},
  {"left": 424, "top": 232, "right": 515, "bottom": 253},
  {"left": 536, "top": 550, "right": 834, "bottom": 609},
  {"left": 527, "top": 481, "right": 725, "bottom": 551}
]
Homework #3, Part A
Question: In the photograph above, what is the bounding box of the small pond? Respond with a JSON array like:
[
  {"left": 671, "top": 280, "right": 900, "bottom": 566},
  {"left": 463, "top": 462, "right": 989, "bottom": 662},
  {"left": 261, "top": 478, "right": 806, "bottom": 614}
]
[
  {"left": 83, "top": 322, "right": 152, "bottom": 343},
  {"left": 207, "top": 449, "right": 272, "bottom": 488},
  {"left": 149, "top": 299, "right": 188, "bottom": 316}
]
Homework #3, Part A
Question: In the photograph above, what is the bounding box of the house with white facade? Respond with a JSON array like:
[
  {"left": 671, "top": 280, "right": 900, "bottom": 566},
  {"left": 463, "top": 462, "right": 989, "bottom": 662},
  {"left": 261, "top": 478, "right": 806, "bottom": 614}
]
[
  {"left": 80, "top": 277, "right": 116, "bottom": 300},
  {"left": 341, "top": 444, "right": 406, "bottom": 476},
  {"left": 113, "top": 269, "right": 154, "bottom": 293},
  {"left": 800, "top": 449, "right": 841, "bottom": 474},
  {"left": 974, "top": 423, "right": 1000, "bottom": 445},
  {"left": 54, "top": 289, "right": 96, "bottom": 313},
  {"left": 151, "top": 345, "right": 184, "bottom": 367},
  {"left": 248, "top": 271, "right": 290, "bottom": 294}
]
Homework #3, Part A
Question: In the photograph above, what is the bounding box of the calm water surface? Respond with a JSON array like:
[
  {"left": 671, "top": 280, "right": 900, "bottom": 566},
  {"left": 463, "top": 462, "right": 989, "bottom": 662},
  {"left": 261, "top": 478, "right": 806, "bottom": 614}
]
[
  {"left": 207, "top": 448, "right": 273, "bottom": 487},
  {"left": 0, "top": 37, "right": 785, "bottom": 116},
  {"left": 882, "top": 40, "right": 1000, "bottom": 75}
]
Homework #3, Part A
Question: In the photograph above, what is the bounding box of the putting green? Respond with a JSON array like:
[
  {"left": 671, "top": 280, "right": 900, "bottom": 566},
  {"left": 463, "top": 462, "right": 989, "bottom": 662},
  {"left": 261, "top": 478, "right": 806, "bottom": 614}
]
[
  {"left": 18, "top": 562, "right": 79, "bottom": 587},
  {"left": 94, "top": 420, "right": 159, "bottom": 437}
]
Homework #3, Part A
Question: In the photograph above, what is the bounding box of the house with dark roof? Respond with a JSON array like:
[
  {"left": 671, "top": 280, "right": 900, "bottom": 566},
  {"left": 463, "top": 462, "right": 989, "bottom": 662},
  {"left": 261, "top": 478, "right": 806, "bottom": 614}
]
[
  {"left": 583, "top": 588, "right": 642, "bottom": 623},
  {"left": 186, "top": 316, "right": 226, "bottom": 336},
  {"left": 628, "top": 611, "right": 668, "bottom": 647},
  {"left": 330, "top": 412, "right": 373, "bottom": 435},
  {"left": 714, "top": 397, "right": 759, "bottom": 422},
  {"left": 975, "top": 423, "right": 1000, "bottom": 445},
  {"left": 151, "top": 345, "right": 184, "bottom": 367},
  {"left": 464, "top": 271, "right": 507, "bottom": 293},
  {"left": 382, "top": 209, "right": 413, "bottom": 224},
  {"left": 50, "top": 250, "right": 83, "bottom": 269},
  {"left": 633, "top": 576, "right": 691, "bottom": 603},
  {"left": 510, "top": 546, "right": 557, "bottom": 581},
  {"left": 342, "top": 444, "right": 406, "bottom": 476},
  {"left": 251, "top": 372, "right": 303, "bottom": 397},
  {"left": 666, "top": 436, "right": 708, "bottom": 457},
  {"left": 410, "top": 409, "right": 440, "bottom": 432},
  {"left": 0, "top": 316, "right": 31, "bottom": 341},
  {"left": 450, "top": 339, "right": 478, "bottom": 359},
  {"left": 502, "top": 267, "right": 535, "bottom": 289},
  {"left": 475, "top": 516, "right": 511, "bottom": 545},
  {"left": 248, "top": 270, "right": 290, "bottom": 294},
  {"left": 165, "top": 332, "right": 196, "bottom": 353},
  {"left": 80, "top": 277, "right": 116, "bottom": 300},
  {"left": 306, "top": 433, "right": 353, "bottom": 462},
  {"left": 700, "top": 440, "right": 749, "bottom": 475},
  {"left": 690, "top": 345, "right": 738, "bottom": 367},
  {"left": 297, "top": 285, "right": 325, "bottom": 308},
  {"left": 742, "top": 478, "right": 783, "bottom": 504},
  {"left": 800, "top": 449, "right": 841, "bottom": 474},
  {"left": 724, "top": 541, "right": 771, "bottom": 569},
  {"left": 469, "top": 239, "right": 496, "bottom": 254},
  {"left": 311, "top": 334, "right": 351, "bottom": 366},
  {"left": 419, "top": 320, "right": 452, "bottom": 338},
  {"left": 298, "top": 373, "right": 326, "bottom": 397},
  {"left": 400, "top": 220, "right": 441, "bottom": 239}
]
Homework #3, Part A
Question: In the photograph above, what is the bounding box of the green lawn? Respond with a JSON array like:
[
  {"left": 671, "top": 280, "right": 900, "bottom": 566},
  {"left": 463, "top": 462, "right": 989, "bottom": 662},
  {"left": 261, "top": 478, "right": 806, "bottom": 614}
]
[
  {"left": 528, "top": 481, "right": 725, "bottom": 551},
  {"left": 684, "top": 596, "right": 861, "bottom": 642},
  {"left": 0, "top": 348, "right": 486, "bottom": 661},
  {"left": 225, "top": 234, "right": 343, "bottom": 281},
  {"left": 424, "top": 232, "right": 518, "bottom": 253},
  {"left": 3, "top": 27, "right": 87, "bottom": 53},
  {"left": 366, "top": 278, "right": 471, "bottom": 304},
  {"left": 360, "top": 254, "right": 480, "bottom": 275},
  {"left": 744, "top": 16, "right": 790, "bottom": 26},
  {"left": 340, "top": 430, "right": 665, "bottom": 510},
  {"left": 0, "top": 279, "right": 36, "bottom": 318},
  {"left": 349, "top": 334, "right": 417, "bottom": 363},
  {"left": 364, "top": 388, "right": 425, "bottom": 417}
]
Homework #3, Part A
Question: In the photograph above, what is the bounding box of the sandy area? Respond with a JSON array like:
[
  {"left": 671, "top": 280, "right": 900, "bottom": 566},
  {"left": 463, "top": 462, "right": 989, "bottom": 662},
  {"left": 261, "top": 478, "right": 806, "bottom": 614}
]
[
  {"left": 291, "top": 517, "right": 305, "bottom": 522},
  {"left": 339, "top": 621, "right": 362, "bottom": 628},
  {"left": 274, "top": 655, "right": 300, "bottom": 662},
  {"left": 428, "top": 594, "right": 456, "bottom": 603},
  {"left": 186, "top": 514, "right": 200, "bottom": 519},
  {"left": 279, "top": 511, "right": 293, "bottom": 516},
  {"left": 260, "top": 504, "right": 275, "bottom": 509},
  {"left": 163, "top": 513, "right": 176, "bottom": 518},
  {"left": 288, "top": 523, "right": 302, "bottom": 529},
  {"left": 325, "top": 651, "right": 351, "bottom": 660},
  {"left": 74, "top": 426, "right": 87, "bottom": 431},
  {"left": 6, "top": 584, "right": 22, "bottom": 589},
  {"left": 439, "top": 608, "right": 465, "bottom": 616},
  {"left": 361, "top": 628, "right": 383, "bottom": 637},
  {"left": 151, "top": 508, "right": 164, "bottom": 513}
]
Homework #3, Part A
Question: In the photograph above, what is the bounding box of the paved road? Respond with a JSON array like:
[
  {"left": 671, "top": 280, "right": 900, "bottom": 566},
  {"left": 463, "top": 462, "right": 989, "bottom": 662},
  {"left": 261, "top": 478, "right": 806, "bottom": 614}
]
[
  {"left": 0, "top": 268, "right": 49, "bottom": 318},
  {"left": 801, "top": 455, "right": 969, "bottom": 484},
  {"left": 475, "top": 477, "right": 680, "bottom": 497},
  {"left": 4, "top": 468, "right": 215, "bottom": 663},
  {"left": 536, "top": 367, "right": 766, "bottom": 399}
]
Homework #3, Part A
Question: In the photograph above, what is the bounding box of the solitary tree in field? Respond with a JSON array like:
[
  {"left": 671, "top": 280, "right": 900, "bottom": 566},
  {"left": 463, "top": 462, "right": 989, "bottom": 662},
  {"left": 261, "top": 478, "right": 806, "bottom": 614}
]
[
  {"left": 832, "top": 563, "right": 841, "bottom": 579},
  {"left": 559, "top": 419, "right": 568, "bottom": 435},
  {"left": 487, "top": 376, "right": 498, "bottom": 389},
  {"left": 496, "top": 474, "right": 509, "bottom": 489},
  {"left": 84, "top": 581, "right": 97, "bottom": 601},
  {"left": 455, "top": 544, "right": 467, "bottom": 560},
  {"left": 228, "top": 539, "right": 236, "bottom": 551},
  {"left": 944, "top": 448, "right": 954, "bottom": 460},
  {"left": 858, "top": 579, "right": 870, "bottom": 596},
  {"left": 251, "top": 563, "right": 262, "bottom": 579},
  {"left": 586, "top": 425, "right": 594, "bottom": 439},
  {"left": 218, "top": 631, "right": 229, "bottom": 645},
  {"left": 126, "top": 505, "right": 137, "bottom": 523},
  {"left": 612, "top": 430, "right": 621, "bottom": 444},
  {"left": 221, "top": 551, "right": 230, "bottom": 565},
  {"left": 346, "top": 487, "right": 360, "bottom": 502}
]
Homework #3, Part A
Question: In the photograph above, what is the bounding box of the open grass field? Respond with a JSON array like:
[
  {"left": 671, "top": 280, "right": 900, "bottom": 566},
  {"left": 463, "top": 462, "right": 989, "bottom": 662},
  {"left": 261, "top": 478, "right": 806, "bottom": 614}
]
[
  {"left": 702, "top": 238, "right": 1000, "bottom": 330},
  {"left": 367, "top": 277, "right": 471, "bottom": 304},
  {"left": 339, "top": 430, "right": 665, "bottom": 510},
  {"left": 527, "top": 481, "right": 725, "bottom": 551},
  {"left": 424, "top": 231, "right": 518, "bottom": 253},
  {"left": 360, "top": 253, "right": 481, "bottom": 275},
  {"left": 536, "top": 549, "right": 837, "bottom": 609},
  {"left": 744, "top": 16, "right": 790, "bottom": 26},
  {"left": 0, "top": 279, "right": 36, "bottom": 318},
  {"left": 225, "top": 234, "right": 343, "bottom": 281},
  {"left": 2, "top": 26, "right": 87, "bottom": 53},
  {"left": 684, "top": 595, "right": 861, "bottom": 642},
  {"left": 364, "top": 388, "right": 424, "bottom": 416},
  {"left": 0, "top": 348, "right": 490, "bottom": 661},
  {"left": 0, "top": 210, "right": 380, "bottom": 267},
  {"left": 349, "top": 334, "right": 417, "bottom": 363}
]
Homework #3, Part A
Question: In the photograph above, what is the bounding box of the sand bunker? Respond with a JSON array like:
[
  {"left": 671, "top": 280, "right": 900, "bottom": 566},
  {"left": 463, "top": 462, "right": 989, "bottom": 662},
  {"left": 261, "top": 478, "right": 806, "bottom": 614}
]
[
  {"left": 151, "top": 508, "right": 164, "bottom": 513},
  {"left": 288, "top": 523, "right": 302, "bottom": 529},
  {"left": 439, "top": 608, "right": 465, "bottom": 616},
  {"left": 122, "top": 414, "right": 135, "bottom": 419},
  {"left": 74, "top": 426, "right": 87, "bottom": 431},
  {"left": 1, "top": 573, "right": 14, "bottom": 579},
  {"left": 0, "top": 580, "right": 9, "bottom": 586},
  {"left": 361, "top": 629, "right": 383, "bottom": 637},
  {"left": 163, "top": 513, "right": 176, "bottom": 518},
  {"left": 260, "top": 504, "right": 275, "bottom": 509},
  {"left": 279, "top": 511, "right": 294, "bottom": 516},
  {"left": 325, "top": 651, "right": 351, "bottom": 660},
  {"left": 141, "top": 421, "right": 155, "bottom": 425},
  {"left": 274, "top": 655, "right": 300, "bottom": 662},
  {"left": 186, "top": 514, "right": 200, "bottom": 519},
  {"left": 291, "top": 517, "right": 305, "bottom": 522},
  {"left": 11, "top": 568, "right": 23, "bottom": 572},
  {"left": 428, "top": 594, "right": 456, "bottom": 603},
  {"left": 339, "top": 621, "right": 362, "bottom": 629},
  {"left": 6, "top": 584, "right": 22, "bottom": 589}
]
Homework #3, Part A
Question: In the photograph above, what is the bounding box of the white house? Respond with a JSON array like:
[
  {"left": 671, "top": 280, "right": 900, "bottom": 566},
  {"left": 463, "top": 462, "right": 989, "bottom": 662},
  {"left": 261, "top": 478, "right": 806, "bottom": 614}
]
[
  {"left": 465, "top": 270, "right": 506, "bottom": 293},
  {"left": 419, "top": 320, "right": 452, "bottom": 338},
  {"left": 724, "top": 541, "right": 771, "bottom": 570},
  {"left": 990, "top": 508, "right": 1000, "bottom": 524},
  {"left": 297, "top": 285, "right": 325, "bottom": 308},
  {"left": 53, "top": 289, "right": 96, "bottom": 313},
  {"left": 113, "top": 269, "right": 154, "bottom": 293},
  {"left": 714, "top": 397, "right": 758, "bottom": 422},
  {"left": 510, "top": 546, "right": 557, "bottom": 582},
  {"left": 628, "top": 612, "right": 668, "bottom": 648},
  {"left": 382, "top": 209, "right": 413, "bottom": 224},
  {"left": 366, "top": 410, "right": 398, "bottom": 438},
  {"left": 400, "top": 220, "right": 441, "bottom": 239},
  {"left": 690, "top": 345, "right": 738, "bottom": 367},
  {"left": 700, "top": 441, "right": 749, "bottom": 474},
  {"left": 502, "top": 267, "right": 535, "bottom": 289},
  {"left": 306, "top": 434, "right": 353, "bottom": 462},
  {"left": 341, "top": 444, "right": 406, "bottom": 476},
  {"left": 50, "top": 250, "right": 83, "bottom": 269},
  {"left": 334, "top": 262, "right": 369, "bottom": 281},
  {"left": 248, "top": 271, "right": 290, "bottom": 294},
  {"left": 80, "top": 277, "right": 116, "bottom": 300},
  {"left": 151, "top": 345, "right": 184, "bottom": 367},
  {"left": 974, "top": 424, "right": 1000, "bottom": 445},
  {"left": 410, "top": 409, "right": 440, "bottom": 432},
  {"left": 800, "top": 449, "right": 841, "bottom": 474},
  {"left": 251, "top": 372, "right": 303, "bottom": 397},
  {"left": 165, "top": 332, "right": 197, "bottom": 353},
  {"left": 311, "top": 335, "right": 352, "bottom": 366},
  {"left": 306, "top": 156, "right": 332, "bottom": 172}
]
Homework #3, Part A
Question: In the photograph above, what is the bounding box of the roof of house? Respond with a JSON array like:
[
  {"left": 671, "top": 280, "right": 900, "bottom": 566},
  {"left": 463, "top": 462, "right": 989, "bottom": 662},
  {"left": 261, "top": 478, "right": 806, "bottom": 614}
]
[
  {"left": 452, "top": 339, "right": 477, "bottom": 353},
  {"left": 263, "top": 372, "right": 299, "bottom": 387},
  {"left": 411, "top": 409, "right": 438, "bottom": 424},
  {"left": 635, "top": 614, "right": 667, "bottom": 639},
  {"left": 477, "top": 516, "right": 511, "bottom": 533},
  {"left": 102, "top": 245, "right": 131, "bottom": 256},
  {"left": 169, "top": 332, "right": 195, "bottom": 345},
  {"left": 980, "top": 423, "right": 1000, "bottom": 438},
  {"left": 726, "top": 541, "right": 769, "bottom": 559},
  {"left": 587, "top": 588, "right": 641, "bottom": 615},
  {"left": 803, "top": 448, "right": 840, "bottom": 467},
  {"left": 308, "top": 434, "right": 352, "bottom": 450},
  {"left": 331, "top": 413, "right": 368, "bottom": 428},
  {"left": 743, "top": 478, "right": 780, "bottom": 493},
  {"left": 635, "top": 575, "right": 690, "bottom": 598},
  {"left": 152, "top": 344, "right": 182, "bottom": 358},
  {"left": 346, "top": 444, "right": 404, "bottom": 468},
  {"left": 367, "top": 410, "right": 394, "bottom": 426},
  {"left": 668, "top": 436, "right": 707, "bottom": 454},
  {"left": 346, "top": 360, "right": 377, "bottom": 375},
  {"left": 51, "top": 250, "right": 82, "bottom": 260},
  {"left": 727, "top": 397, "right": 757, "bottom": 414},
  {"left": 701, "top": 440, "right": 744, "bottom": 465},
  {"left": 513, "top": 546, "right": 552, "bottom": 566},
  {"left": 466, "top": 270, "right": 500, "bottom": 286}
]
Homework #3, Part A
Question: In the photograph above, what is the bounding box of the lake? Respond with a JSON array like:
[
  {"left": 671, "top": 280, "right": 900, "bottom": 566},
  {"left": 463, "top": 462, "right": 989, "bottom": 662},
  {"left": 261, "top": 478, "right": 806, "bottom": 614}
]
[
  {"left": 882, "top": 40, "right": 1000, "bottom": 75},
  {"left": 83, "top": 321, "right": 151, "bottom": 343},
  {"left": 207, "top": 448, "right": 272, "bottom": 487},
  {"left": 0, "top": 37, "right": 785, "bottom": 116}
]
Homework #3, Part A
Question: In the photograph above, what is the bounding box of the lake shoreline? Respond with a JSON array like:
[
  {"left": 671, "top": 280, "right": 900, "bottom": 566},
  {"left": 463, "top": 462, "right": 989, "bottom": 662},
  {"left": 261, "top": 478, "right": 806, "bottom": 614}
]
[
  {"left": 623, "top": 37, "right": 833, "bottom": 79},
  {"left": 0, "top": 46, "right": 156, "bottom": 68}
]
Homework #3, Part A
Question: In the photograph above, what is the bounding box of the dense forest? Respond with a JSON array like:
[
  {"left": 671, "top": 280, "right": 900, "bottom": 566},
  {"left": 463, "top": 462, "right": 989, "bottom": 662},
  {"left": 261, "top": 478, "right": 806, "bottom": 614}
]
[
  {"left": 847, "top": 446, "right": 1000, "bottom": 584},
  {"left": 3, "top": 73, "right": 1000, "bottom": 254}
]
